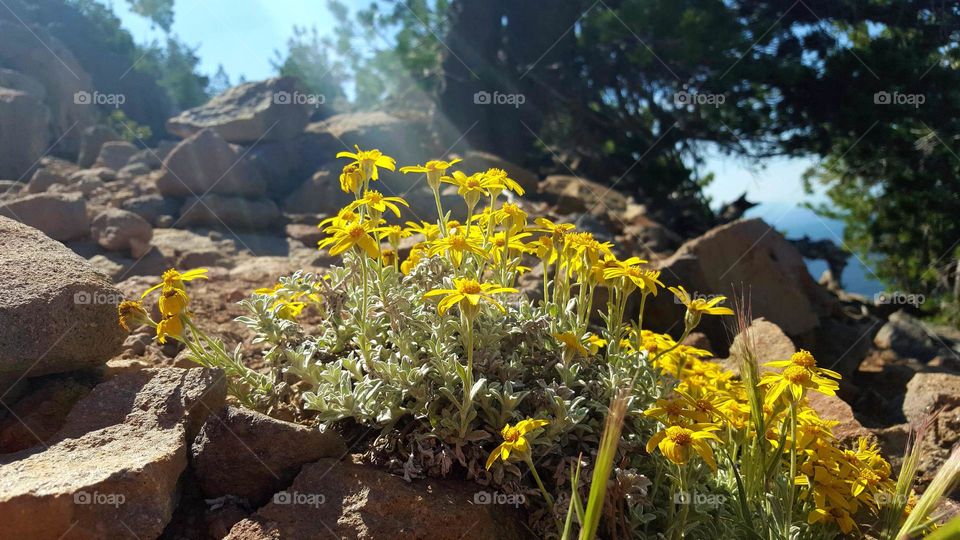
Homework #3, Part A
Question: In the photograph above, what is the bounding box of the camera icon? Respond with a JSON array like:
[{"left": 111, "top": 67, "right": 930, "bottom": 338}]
[
  {"left": 74, "top": 91, "right": 91, "bottom": 105},
  {"left": 74, "top": 291, "right": 92, "bottom": 304},
  {"left": 673, "top": 491, "right": 692, "bottom": 504},
  {"left": 674, "top": 91, "right": 691, "bottom": 106},
  {"left": 473, "top": 91, "right": 491, "bottom": 105},
  {"left": 874, "top": 91, "right": 891, "bottom": 105},
  {"left": 74, "top": 491, "right": 91, "bottom": 505},
  {"left": 273, "top": 491, "right": 292, "bottom": 504},
  {"left": 473, "top": 490, "right": 492, "bottom": 504},
  {"left": 273, "top": 91, "right": 291, "bottom": 105}
]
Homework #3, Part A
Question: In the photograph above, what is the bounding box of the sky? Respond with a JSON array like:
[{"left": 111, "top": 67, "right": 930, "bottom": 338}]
[{"left": 112, "top": 1, "right": 883, "bottom": 291}]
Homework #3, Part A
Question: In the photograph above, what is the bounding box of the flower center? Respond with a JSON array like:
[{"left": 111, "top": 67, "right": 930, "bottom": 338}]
[
  {"left": 450, "top": 236, "right": 468, "bottom": 250},
  {"left": 460, "top": 280, "right": 482, "bottom": 294},
  {"left": 791, "top": 350, "right": 817, "bottom": 368},
  {"left": 367, "top": 191, "right": 383, "bottom": 204},
  {"left": 665, "top": 426, "right": 693, "bottom": 446},
  {"left": 348, "top": 225, "right": 366, "bottom": 239},
  {"left": 782, "top": 365, "right": 812, "bottom": 384}
]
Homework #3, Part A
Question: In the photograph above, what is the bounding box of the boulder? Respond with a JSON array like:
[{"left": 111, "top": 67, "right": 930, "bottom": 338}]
[
  {"left": 539, "top": 174, "right": 628, "bottom": 217},
  {"left": 282, "top": 165, "right": 353, "bottom": 216},
  {"left": 0, "top": 193, "right": 89, "bottom": 241},
  {"left": 156, "top": 128, "right": 267, "bottom": 197},
  {"left": 151, "top": 228, "right": 240, "bottom": 269},
  {"left": 0, "top": 377, "right": 92, "bottom": 453},
  {"left": 27, "top": 169, "right": 66, "bottom": 194},
  {"left": 117, "top": 162, "right": 152, "bottom": 180},
  {"left": 286, "top": 223, "right": 324, "bottom": 248},
  {"left": 806, "top": 391, "right": 871, "bottom": 446},
  {"left": 248, "top": 139, "right": 304, "bottom": 198},
  {"left": 0, "top": 180, "right": 23, "bottom": 197},
  {"left": 0, "top": 88, "right": 50, "bottom": 180},
  {"left": 0, "top": 20, "right": 97, "bottom": 155},
  {"left": 126, "top": 140, "right": 176, "bottom": 170},
  {"left": 68, "top": 166, "right": 116, "bottom": 183},
  {"left": 93, "top": 140, "right": 138, "bottom": 171},
  {"left": 646, "top": 219, "right": 836, "bottom": 356},
  {"left": 167, "top": 77, "right": 310, "bottom": 143},
  {"left": 456, "top": 150, "right": 539, "bottom": 194},
  {"left": 78, "top": 125, "right": 119, "bottom": 168},
  {"left": 0, "top": 68, "right": 46, "bottom": 100},
  {"left": 225, "top": 458, "right": 529, "bottom": 540},
  {"left": 874, "top": 311, "right": 941, "bottom": 361},
  {"left": 0, "top": 216, "right": 125, "bottom": 377},
  {"left": 191, "top": 406, "right": 346, "bottom": 507},
  {"left": 902, "top": 372, "right": 960, "bottom": 424},
  {"left": 618, "top": 210, "right": 683, "bottom": 253},
  {"left": 121, "top": 193, "right": 181, "bottom": 225},
  {"left": 297, "top": 111, "right": 441, "bottom": 175},
  {"left": 728, "top": 318, "right": 797, "bottom": 368},
  {"left": 0, "top": 368, "right": 225, "bottom": 540},
  {"left": 179, "top": 194, "right": 281, "bottom": 230},
  {"left": 90, "top": 208, "right": 153, "bottom": 255},
  {"left": 60, "top": 175, "right": 104, "bottom": 197}
]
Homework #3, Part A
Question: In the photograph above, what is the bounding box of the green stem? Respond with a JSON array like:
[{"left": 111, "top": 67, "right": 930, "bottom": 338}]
[
  {"left": 636, "top": 292, "right": 649, "bottom": 352},
  {"left": 785, "top": 400, "right": 798, "bottom": 538},
  {"left": 459, "top": 312, "right": 475, "bottom": 438},
  {"left": 433, "top": 187, "right": 448, "bottom": 236},
  {"left": 674, "top": 464, "right": 689, "bottom": 540}
]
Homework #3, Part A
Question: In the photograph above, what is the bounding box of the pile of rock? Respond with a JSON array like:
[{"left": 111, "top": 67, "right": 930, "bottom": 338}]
[{"left": 0, "top": 216, "right": 528, "bottom": 539}]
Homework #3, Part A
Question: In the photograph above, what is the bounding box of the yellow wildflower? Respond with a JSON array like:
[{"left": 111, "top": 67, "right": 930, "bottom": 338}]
[
  {"left": 423, "top": 278, "right": 516, "bottom": 319},
  {"left": 646, "top": 423, "right": 722, "bottom": 471},
  {"left": 141, "top": 268, "right": 208, "bottom": 298},
  {"left": 485, "top": 418, "right": 549, "bottom": 469},
  {"left": 399, "top": 158, "right": 461, "bottom": 192},
  {"left": 336, "top": 145, "right": 396, "bottom": 181},
  {"left": 118, "top": 300, "right": 149, "bottom": 332},
  {"left": 482, "top": 168, "right": 525, "bottom": 196},
  {"left": 318, "top": 220, "right": 380, "bottom": 258},
  {"left": 553, "top": 332, "right": 589, "bottom": 358},
  {"left": 159, "top": 287, "right": 189, "bottom": 317},
  {"left": 339, "top": 162, "right": 364, "bottom": 194},
  {"left": 669, "top": 286, "right": 734, "bottom": 328},
  {"left": 347, "top": 189, "right": 409, "bottom": 218},
  {"left": 156, "top": 314, "right": 183, "bottom": 344},
  {"left": 759, "top": 350, "right": 840, "bottom": 406}
]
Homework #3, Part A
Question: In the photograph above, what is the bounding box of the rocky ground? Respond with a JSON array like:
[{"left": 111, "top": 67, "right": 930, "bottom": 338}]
[{"left": 1, "top": 72, "right": 959, "bottom": 539}]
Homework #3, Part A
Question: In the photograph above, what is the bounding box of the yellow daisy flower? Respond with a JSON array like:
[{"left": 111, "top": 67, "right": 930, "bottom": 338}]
[
  {"left": 336, "top": 145, "right": 396, "bottom": 181},
  {"left": 646, "top": 423, "right": 722, "bottom": 471},
  {"left": 399, "top": 158, "right": 461, "bottom": 191},
  {"left": 485, "top": 418, "right": 549, "bottom": 469},
  {"left": 141, "top": 268, "right": 208, "bottom": 298},
  {"left": 423, "top": 278, "right": 516, "bottom": 318}
]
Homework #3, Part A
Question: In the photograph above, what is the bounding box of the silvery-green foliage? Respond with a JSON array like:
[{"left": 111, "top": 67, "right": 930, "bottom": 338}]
[{"left": 235, "top": 251, "right": 662, "bottom": 499}]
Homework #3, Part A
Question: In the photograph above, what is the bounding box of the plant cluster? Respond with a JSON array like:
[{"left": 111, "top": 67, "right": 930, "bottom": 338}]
[{"left": 121, "top": 146, "right": 958, "bottom": 539}]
